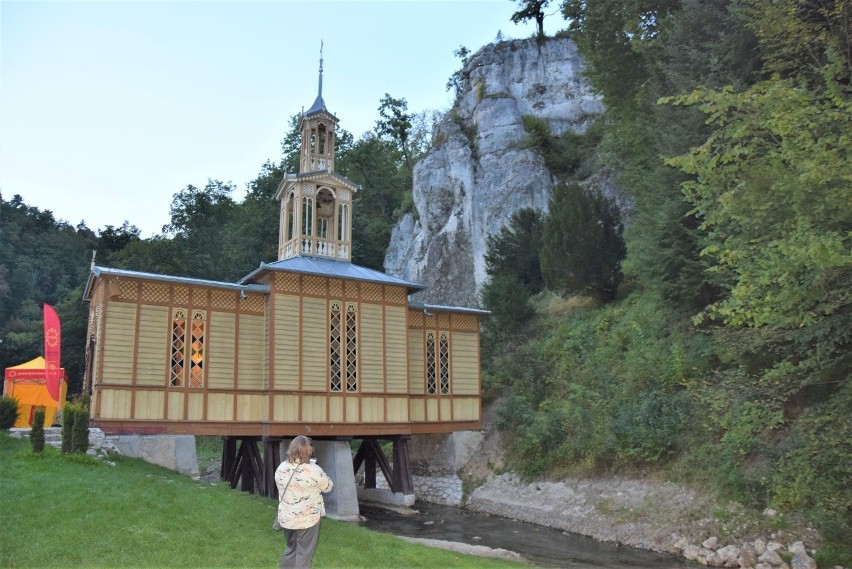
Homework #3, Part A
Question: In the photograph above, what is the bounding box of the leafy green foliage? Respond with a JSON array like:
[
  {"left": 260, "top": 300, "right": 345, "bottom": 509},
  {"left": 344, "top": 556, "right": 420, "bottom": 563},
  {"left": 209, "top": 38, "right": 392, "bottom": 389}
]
[
  {"left": 541, "top": 183, "right": 626, "bottom": 301},
  {"left": 772, "top": 381, "right": 852, "bottom": 543},
  {"left": 519, "top": 115, "right": 602, "bottom": 180},
  {"left": 30, "top": 407, "right": 45, "bottom": 453},
  {"left": 500, "top": 1, "right": 851, "bottom": 555},
  {"left": 494, "top": 293, "right": 708, "bottom": 477},
  {"left": 665, "top": 80, "right": 851, "bottom": 329},
  {"left": 71, "top": 406, "right": 90, "bottom": 454},
  {"left": 61, "top": 402, "right": 75, "bottom": 453},
  {"left": 446, "top": 46, "right": 471, "bottom": 101},
  {"left": 510, "top": 0, "right": 551, "bottom": 37},
  {"left": 0, "top": 194, "right": 98, "bottom": 392},
  {"left": 0, "top": 396, "right": 19, "bottom": 429},
  {"left": 484, "top": 208, "right": 545, "bottom": 293}
]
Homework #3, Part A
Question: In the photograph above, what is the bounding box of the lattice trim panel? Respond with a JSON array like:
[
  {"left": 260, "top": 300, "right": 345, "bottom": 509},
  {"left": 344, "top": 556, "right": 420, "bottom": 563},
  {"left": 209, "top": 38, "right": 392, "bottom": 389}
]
[
  {"left": 117, "top": 280, "right": 138, "bottom": 301},
  {"left": 276, "top": 273, "right": 301, "bottom": 294},
  {"left": 451, "top": 314, "right": 479, "bottom": 332},
  {"left": 142, "top": 282, "right": 170, "bottom": 304},
  {"left": 345, "top": 280, "right": 359, "bottom": 298},
  {"left": 191, "top": 287, "right": 207, "bottom": 307},
  {"left": 328, "top": 279, "right": 343, "bottom": 298},
  {"left": 408, "top": 309, "right": 424, "bottom": 328},
  {"left": 303, "top": 276, "right": 326, "bottom": 297},
  {"left": 361, "top": 283, "right": 382, "bottom": 302},
  {"left": 211, "top": 290, "right": 237, "bottom": 310},
  {"left": 241, "top": 295, "right": 264, "bottom": 314},
  {"left": 384, "top": 286, "right": 407, "bottom": 305},
  {"left": 173, "top": 286, "right": 189, "bottom": 305}
]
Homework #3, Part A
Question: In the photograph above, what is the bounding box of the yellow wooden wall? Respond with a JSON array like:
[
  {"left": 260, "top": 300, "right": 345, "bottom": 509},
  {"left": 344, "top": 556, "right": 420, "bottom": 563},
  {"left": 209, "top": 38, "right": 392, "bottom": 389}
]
[{"left": 90, "top": 272, "right": 481, "bottom": 429}]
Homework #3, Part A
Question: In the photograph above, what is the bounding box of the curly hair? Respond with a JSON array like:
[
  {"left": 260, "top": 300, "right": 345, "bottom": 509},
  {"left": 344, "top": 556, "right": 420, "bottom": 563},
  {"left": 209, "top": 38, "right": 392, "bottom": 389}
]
[{"left": 286, "top": 435, "right": 313, "bottom": 464}]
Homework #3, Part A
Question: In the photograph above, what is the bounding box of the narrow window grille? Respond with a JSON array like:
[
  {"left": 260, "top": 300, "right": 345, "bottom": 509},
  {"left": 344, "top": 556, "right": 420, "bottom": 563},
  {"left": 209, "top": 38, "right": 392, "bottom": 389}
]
[
  {"left": 329, "top": 302, "right": 342, "bottom": 392},
  {"left": 345, "top": 303, "right": 358, "bottom": 392},
  {"left": 188, "top": 311, "right": 205, "bottom": 388},
  {"left": 170, "top": 309, "right": 186, "bottom": 387},
  {"left": 439, "top": 332, "right": 450, "bottom": 395},
  {"left": 286, "top": 193, "right": 295, "bottom": 240},
  {"left": 302, "top": 197, "right": 313, "bottom": 236},
  {"left": 337, "top": 204, "right": 347, "bottom": 241},
  {"left": 426, "top": 331, "right": 437, "bottom": 395}
]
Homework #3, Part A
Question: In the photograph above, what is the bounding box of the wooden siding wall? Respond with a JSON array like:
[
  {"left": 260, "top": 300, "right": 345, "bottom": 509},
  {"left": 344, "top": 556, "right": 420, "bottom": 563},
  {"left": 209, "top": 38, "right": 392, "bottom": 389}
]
[
  {"left": 89, "top": 272, "right": 482, "bottom": 434},
  {"left": 407, "top": 308, "right": 482, "bottom": 423},
  {"left": 269, "top": 273, "right": 411, "bottom": 425},
  {"left": 92, "top": 276, "right": 266, "bottom": 424}
]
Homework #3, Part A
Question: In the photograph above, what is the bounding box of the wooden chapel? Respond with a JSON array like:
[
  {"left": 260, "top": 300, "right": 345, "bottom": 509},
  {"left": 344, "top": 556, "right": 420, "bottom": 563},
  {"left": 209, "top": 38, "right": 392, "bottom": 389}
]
[{"left": 82, "top": 53, "right": 487, "bottom": 499}]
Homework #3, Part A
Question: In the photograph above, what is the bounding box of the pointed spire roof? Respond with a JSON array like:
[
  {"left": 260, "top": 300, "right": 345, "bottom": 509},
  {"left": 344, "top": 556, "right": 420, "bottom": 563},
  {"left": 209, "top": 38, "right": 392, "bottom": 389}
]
[{"left": 306, "top": 41, "right": 328, "bottom": 115}]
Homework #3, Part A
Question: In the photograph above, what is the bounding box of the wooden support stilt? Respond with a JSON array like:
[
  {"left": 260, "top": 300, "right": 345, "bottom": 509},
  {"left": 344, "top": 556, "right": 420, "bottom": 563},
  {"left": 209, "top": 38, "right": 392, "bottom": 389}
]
[
  {"left": 243, "top": 438, "right": 264, "bottom": 494},
  {"left": 352, "top": 437, "right": 413, "bottom": 494},
  {"left": 392, "top": 437, "right": 414, "bottom": 495},
  {"left": 222, "top": 436, "right": 237, "bottom": 485},
  {"left": 263, "top": 437, "right": 281, "bottom": 499}
]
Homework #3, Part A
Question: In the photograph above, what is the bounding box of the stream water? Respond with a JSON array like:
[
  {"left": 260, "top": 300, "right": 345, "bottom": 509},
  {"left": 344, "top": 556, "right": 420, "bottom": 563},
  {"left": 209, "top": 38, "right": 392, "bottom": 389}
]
[{"left": 358, "top": 502, "right": 692, "bottom": 568}]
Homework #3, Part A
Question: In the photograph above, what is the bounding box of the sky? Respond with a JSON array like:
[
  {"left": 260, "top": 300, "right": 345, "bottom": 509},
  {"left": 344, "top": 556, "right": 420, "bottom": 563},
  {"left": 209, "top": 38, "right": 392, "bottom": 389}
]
[{"left": 1, "top": 1, "right": 561, "bottom": 237}]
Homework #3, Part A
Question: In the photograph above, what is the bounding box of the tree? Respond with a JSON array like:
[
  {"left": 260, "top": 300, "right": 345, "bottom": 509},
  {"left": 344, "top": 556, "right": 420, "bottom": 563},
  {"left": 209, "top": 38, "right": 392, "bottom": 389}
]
[
  {"left": 339, "top": 135, "right": 408, "bottom": 270},
  {"left": 97, "top": 222, "right": 141, "bottom": 265},
  {"left": 484, "top": 208, "right": 545, "bottom": 293},
  {"left": 540, "top": 183, "right": 626, "bottom": 301},
  {"left": 376, "top": 94, "right": 414, "bottom": 171},
  {"left": 280, "top": 113, "right": 302, "bottom": 174},
  {"left": 510, "top": 0, "right": 550, "bottom": 37},
  {"left": 30, "top": 407, "right": 45, "bottom": 453},
  {"left": 162, "top": 180, "right": 237, "bottom": 279},
  {"left": 445, "top": 46, "right": 471, "bottom": 101}
]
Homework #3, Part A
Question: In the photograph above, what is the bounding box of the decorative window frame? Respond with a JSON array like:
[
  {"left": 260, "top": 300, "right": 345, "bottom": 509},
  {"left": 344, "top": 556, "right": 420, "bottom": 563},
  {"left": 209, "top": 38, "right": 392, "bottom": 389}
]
[
  {"left": 170, "top": 308, "right": 206, "bottom": 389},
  {"left": 329, "top": 301, "right": 358, "bottom": 392},
  {"left": 425, "top": 330, "right": 450, "bottom": 396}
]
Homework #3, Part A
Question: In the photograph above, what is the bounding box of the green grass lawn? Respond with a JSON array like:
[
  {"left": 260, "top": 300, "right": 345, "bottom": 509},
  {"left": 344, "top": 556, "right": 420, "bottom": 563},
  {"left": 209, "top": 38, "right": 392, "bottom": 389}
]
[{"left": 0, "top": 432, "right": 526, "bottom": 568}]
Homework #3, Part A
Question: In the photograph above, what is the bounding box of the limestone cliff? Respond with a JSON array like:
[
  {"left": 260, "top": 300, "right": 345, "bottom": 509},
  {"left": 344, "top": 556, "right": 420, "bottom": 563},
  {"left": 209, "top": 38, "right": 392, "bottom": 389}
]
[{"left": 384, "top": 37, "right": 605, "bottom": 307}]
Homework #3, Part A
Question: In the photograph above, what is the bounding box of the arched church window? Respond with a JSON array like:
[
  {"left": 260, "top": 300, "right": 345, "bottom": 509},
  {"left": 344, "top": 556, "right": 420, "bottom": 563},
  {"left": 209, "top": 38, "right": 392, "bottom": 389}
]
[
  {"left": 286, "top": 192, "right": 295, "bottom": 241},
  {"left": 318, "top": 123, "right": 326, "bottom": 154},
  {"left": 439, "top": 332, "right": 450, "bottom": 394},
  {"left": 329, "top": 301, "right": 342, "bottom": 392},
  {"left": 316, "top": 189, "right": 334, "bottom": 239},
  {"left": 170, "top": 309, "right": 186, "bottom": 387},
  {"left": 337, "top": 203, "right": 348, "bottom": 241},
  {"left": 189, "top": 311, "right": 205, "bottom": 388},
  {"left": 426, "top": 331, "right": 436, "bottom": 394},
  {"left": 302, "top": 196, "right": 313, "bottom": 236},
  {"left": 170, "top": 308, "right": 206, "bottom": 389},
  {"left": 346, "top": 303, "right": 358, "bottom": 392}
]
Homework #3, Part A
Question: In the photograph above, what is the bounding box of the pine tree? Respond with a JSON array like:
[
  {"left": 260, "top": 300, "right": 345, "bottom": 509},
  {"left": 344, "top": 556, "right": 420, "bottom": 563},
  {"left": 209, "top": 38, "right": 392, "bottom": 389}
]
[
  {"left": 30, "top": 407, "right": 46, "bottom": 453},
  {"left": 540, "top": 182, "right": 625, "bottom": 301}
]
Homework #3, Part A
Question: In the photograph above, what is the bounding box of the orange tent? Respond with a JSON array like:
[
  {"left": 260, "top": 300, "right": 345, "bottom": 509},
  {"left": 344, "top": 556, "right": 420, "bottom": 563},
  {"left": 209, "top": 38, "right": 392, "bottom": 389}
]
[{"left": 3, "top": 356, "right": 68, "bottom": 428}]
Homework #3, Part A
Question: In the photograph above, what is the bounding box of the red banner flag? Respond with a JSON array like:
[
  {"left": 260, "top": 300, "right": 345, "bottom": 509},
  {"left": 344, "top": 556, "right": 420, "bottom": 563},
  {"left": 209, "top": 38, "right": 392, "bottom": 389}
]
[{"left": 43, "top": 304, "right": 62, "bottom": 402}]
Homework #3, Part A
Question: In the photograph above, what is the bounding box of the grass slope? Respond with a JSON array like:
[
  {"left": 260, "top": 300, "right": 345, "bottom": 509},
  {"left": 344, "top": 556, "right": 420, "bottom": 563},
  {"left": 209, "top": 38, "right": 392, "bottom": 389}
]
[{"left": 0, "top": 433, "right": 524, "bottom": 569}]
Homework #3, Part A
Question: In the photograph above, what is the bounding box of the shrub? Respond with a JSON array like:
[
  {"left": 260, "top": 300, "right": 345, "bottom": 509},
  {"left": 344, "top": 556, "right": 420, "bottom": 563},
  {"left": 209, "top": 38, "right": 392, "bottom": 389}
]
[
  {"left": 61, "top": 402, "right": 76, "bottom": 454},
  {"left": 0, "top": 395, "right": 19, "bottom": 429},
  {"left": 71, "top": 407, "right": 90, "bottom": 454},
  {"left": 30, "top": 407, "right": 46, "bottom": 453}
]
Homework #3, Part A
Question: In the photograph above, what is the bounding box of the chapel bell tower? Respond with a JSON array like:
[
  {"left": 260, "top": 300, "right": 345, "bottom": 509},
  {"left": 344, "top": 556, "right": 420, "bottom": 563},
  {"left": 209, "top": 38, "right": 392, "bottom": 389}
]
[{"left": 275, "top": 46, "right": 359, "bottom": 262}]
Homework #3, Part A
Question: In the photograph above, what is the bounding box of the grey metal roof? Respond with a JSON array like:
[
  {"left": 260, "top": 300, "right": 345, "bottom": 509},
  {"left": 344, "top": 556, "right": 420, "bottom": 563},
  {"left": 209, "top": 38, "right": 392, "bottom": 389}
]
[
  {"left": 84, "top": 266, "right": 270, "bottom": 299},
  {"left": 306, "top": 94, "right": 327, "bottom": 115},
  {"left": 239, "top": 256, "right": 424, "bottom": 291},
  {"left": 408, "top": 300, "right": 490, "bottom": 316}
]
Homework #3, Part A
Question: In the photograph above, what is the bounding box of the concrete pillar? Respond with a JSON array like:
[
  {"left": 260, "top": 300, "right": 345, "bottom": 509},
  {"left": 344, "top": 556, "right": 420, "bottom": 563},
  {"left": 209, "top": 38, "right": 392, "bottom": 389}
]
[{"left": 279, "top": 439, "right": 361, "bottom": 521}]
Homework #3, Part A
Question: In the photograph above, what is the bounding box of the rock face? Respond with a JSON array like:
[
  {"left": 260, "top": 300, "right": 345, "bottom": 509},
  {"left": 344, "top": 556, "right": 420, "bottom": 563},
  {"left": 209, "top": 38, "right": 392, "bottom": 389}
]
[{"left": 384, "top": 37, "right": 604, "bottom": 307}]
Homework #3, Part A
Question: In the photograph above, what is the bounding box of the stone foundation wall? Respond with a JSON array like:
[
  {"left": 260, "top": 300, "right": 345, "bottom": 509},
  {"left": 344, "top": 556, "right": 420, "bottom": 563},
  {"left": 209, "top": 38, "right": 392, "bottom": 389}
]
[
  {"left": 413, "top": 474, "right": 463, "bottom": 506},
  {"left": 10, "top": 427, "right": 199, "bottom": 477}
]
